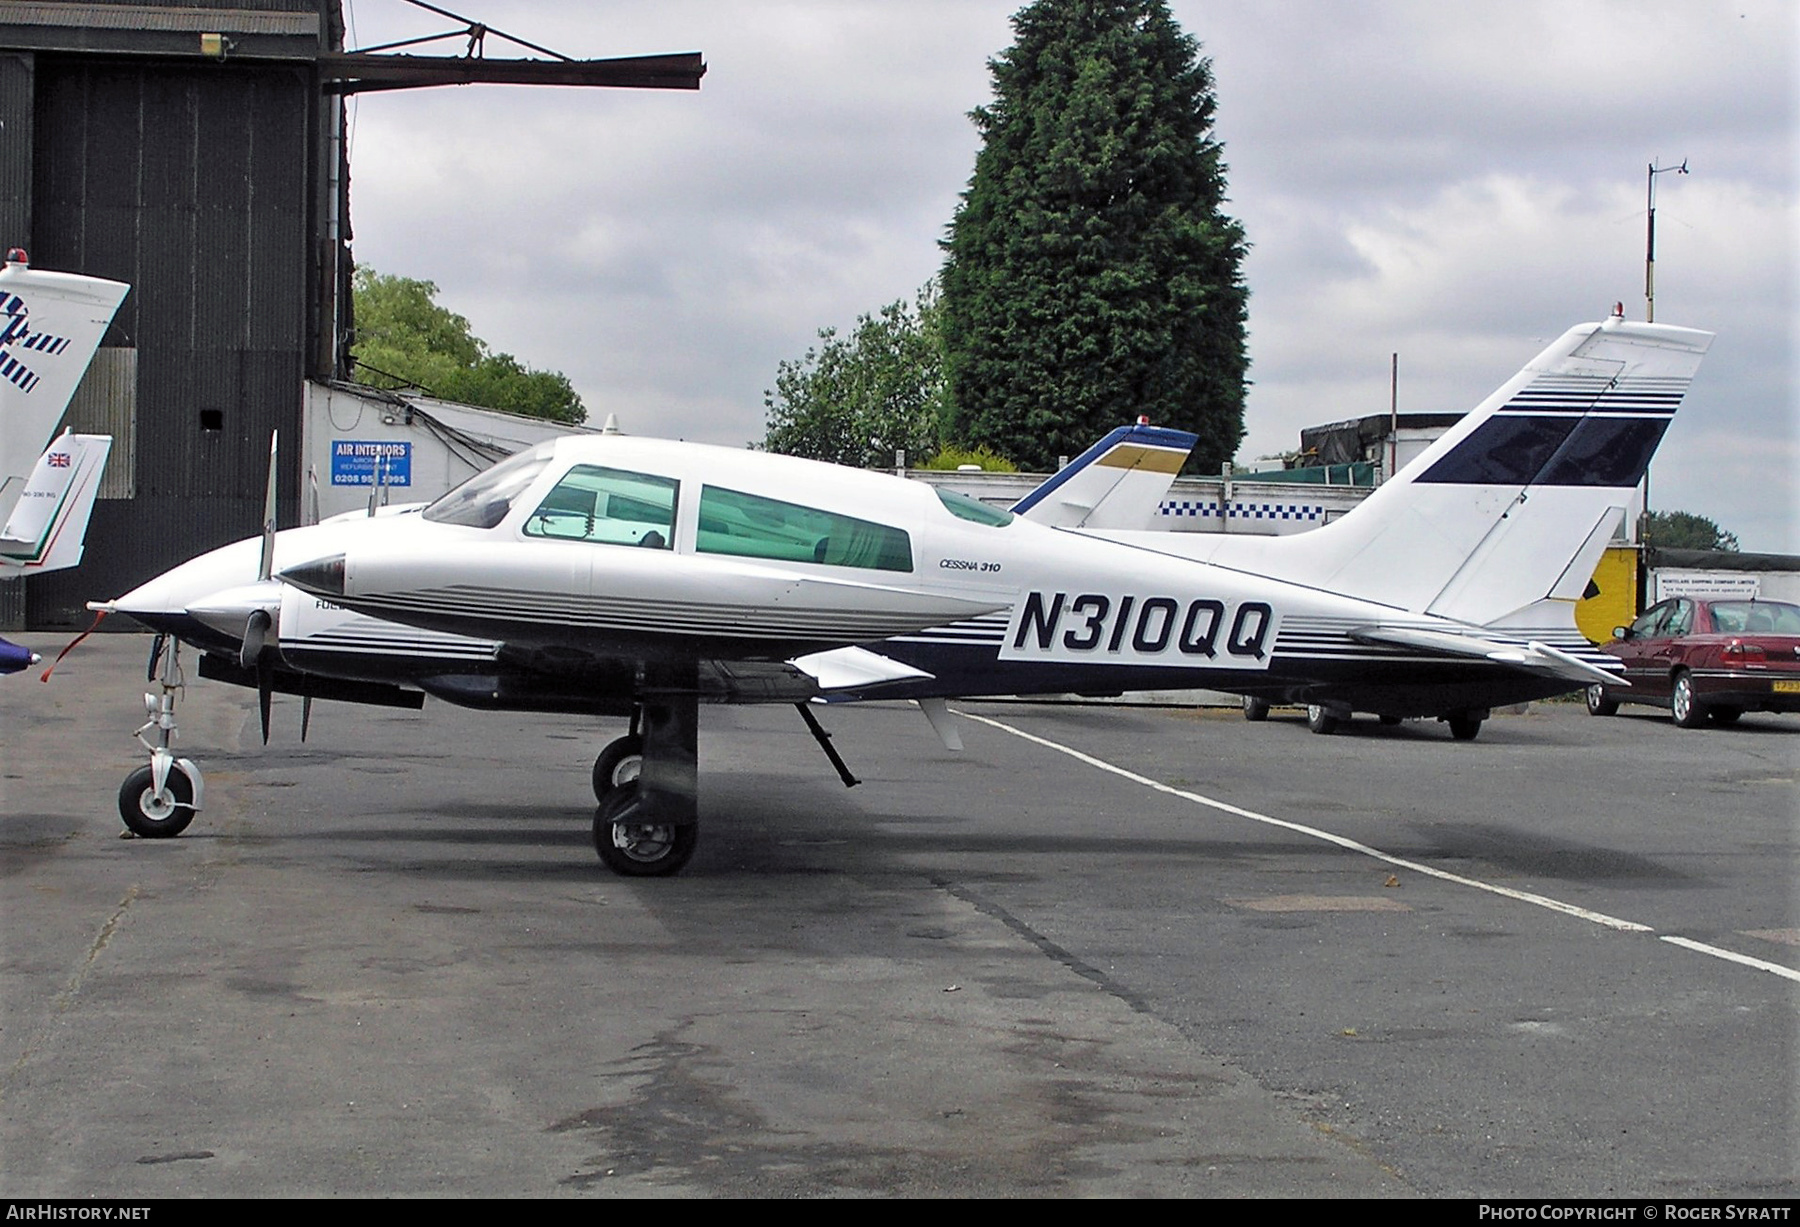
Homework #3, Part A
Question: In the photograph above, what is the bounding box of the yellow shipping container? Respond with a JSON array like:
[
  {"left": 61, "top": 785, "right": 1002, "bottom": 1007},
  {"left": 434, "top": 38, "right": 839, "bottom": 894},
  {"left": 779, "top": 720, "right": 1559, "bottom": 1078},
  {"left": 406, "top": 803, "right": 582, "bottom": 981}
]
[{"left": 1574, "top": 544, "right": 1640, "bottom": 644}]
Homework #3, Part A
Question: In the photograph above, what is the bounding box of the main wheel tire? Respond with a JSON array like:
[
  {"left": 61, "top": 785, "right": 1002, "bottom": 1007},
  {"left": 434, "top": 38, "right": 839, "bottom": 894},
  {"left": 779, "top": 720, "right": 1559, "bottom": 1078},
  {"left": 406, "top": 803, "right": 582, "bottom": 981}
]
[
  {"left": 1446, "top": 712, "right": 1483, "bottom": 741},
  {"left": 1585, "top": 684, "right": 1619, "bottom": 717},
  {"left": 591, "top": 735, "right": 644, "bottom": 803},
  {"left": 1242, "top": 695, "right": 1271, "bottom": 722},
  {"left": 1305, "top": 704, "right": 1340, "bottom": 735},
  {"left": 1709, "top": 706, "right": 1743, "bottom": 726},
  {"left": 118, "top": 764, "right": 196, "bottom": 838},
  {"left": 1671, "top": 672, "right": 1708, "bottom": 729},
  {"left": 593, "top": 786, "right": 697, "bottom": 877}
]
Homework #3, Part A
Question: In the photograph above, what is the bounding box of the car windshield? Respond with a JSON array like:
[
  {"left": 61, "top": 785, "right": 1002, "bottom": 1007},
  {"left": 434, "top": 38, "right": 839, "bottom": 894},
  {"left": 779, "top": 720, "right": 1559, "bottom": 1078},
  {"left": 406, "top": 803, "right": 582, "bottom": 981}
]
[
  {"left": 422, "top": 445, "right": 554, "bottom": 529},
  {"left": 1709, "top": 600, "right": 1800, "bottom": 634}
]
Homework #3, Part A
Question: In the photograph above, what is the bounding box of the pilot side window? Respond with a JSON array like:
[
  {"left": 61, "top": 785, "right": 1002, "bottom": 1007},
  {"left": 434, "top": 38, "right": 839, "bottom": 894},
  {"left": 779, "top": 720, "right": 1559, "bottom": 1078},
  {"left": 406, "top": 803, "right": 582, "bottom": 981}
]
[
  {"left": 696, "top": 486, "right": 913, "bottom": 572},
  {"left": 524, "top": 465, "right": 679, "bottom": 549}
]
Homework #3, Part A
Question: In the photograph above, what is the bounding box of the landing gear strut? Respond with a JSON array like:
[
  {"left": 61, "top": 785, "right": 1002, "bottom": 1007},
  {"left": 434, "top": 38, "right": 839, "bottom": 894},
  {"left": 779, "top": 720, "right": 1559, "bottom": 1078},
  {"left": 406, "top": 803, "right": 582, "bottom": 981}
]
[
  {"left": 591, "top": 707, "right": 643, "bottom": 803},
  {"left": 119, "top": 634, "right": 204, "bottom": 838},
  {"left": 593, "top": 673, "right": 698, "bottom": 877}
]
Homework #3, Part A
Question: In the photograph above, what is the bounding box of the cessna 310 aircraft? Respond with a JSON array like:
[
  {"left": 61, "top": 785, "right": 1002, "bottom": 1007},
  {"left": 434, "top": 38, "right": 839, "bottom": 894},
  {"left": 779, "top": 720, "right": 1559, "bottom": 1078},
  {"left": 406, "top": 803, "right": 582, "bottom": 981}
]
[{"left": 95, "top": 309, "right": 1711, "bottom": 876}]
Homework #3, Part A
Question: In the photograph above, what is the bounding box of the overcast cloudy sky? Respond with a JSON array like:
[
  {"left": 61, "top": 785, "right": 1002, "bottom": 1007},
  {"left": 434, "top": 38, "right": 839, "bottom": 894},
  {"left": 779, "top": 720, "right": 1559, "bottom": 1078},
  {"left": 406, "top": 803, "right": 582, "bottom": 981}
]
[{"left": 338, "top": 0, "right": 1797, "bottom": 552}]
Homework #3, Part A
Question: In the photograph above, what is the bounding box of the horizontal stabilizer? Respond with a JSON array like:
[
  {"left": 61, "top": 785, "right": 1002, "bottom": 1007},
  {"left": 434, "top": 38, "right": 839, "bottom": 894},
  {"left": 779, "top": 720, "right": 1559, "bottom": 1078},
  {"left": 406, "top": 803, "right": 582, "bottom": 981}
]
[{"left": 1348, "top": 624, "right": 1623, "bottom": 687}]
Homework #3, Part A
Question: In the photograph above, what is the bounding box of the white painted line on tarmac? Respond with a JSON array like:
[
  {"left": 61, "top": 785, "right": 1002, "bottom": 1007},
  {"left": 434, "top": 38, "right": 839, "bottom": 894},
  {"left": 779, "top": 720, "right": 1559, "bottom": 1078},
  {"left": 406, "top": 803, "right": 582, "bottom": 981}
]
[
  {"left": 1660, "top": 936, "right": 1800, "bottom": 983},
  {"left": 958, "top": 709, "right": 1800, "bottom": 984}
]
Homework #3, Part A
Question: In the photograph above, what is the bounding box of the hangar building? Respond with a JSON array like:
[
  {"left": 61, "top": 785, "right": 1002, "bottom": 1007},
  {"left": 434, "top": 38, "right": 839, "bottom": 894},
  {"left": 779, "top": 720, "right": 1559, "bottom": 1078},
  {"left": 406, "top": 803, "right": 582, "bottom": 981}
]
[{"left": 0, "top": 1, "right": 702, "bottom": 629}]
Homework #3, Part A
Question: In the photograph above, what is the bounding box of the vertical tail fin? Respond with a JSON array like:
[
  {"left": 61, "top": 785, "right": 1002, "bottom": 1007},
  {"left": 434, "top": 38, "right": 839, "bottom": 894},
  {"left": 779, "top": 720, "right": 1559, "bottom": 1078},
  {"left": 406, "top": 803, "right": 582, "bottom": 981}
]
[
  {"left": 1220, "top": 315, "right": 1712, "bottom": 628},
  {"left": 0, "top": 431, "right": 112, "bottom": 575},
  {"left": 0, "top": 254, "right": 130, "bottom": 527},
  {"left": 1011, "top": 423, "right": 1197, "bottom": 529}
]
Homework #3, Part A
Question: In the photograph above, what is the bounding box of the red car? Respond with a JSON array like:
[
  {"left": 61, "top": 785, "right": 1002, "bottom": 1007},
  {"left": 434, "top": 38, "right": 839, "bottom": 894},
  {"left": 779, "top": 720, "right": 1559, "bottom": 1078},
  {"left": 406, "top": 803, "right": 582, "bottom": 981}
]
[{"left": 1588, "top": 597, "right": 1800, "bottom": 727}]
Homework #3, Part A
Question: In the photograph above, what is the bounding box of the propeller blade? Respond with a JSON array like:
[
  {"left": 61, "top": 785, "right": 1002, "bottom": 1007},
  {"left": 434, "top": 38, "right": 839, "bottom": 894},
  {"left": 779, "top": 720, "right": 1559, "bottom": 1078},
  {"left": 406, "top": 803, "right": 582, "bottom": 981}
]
[
  {"left": 257, "top": 661, "right": 272, "bottom": 746},
  {"left": 301, "top": 695, "right": 312, "bottom": 743},
  {"left": 257, "top": 430, "right": 278, "bottom": 582}
]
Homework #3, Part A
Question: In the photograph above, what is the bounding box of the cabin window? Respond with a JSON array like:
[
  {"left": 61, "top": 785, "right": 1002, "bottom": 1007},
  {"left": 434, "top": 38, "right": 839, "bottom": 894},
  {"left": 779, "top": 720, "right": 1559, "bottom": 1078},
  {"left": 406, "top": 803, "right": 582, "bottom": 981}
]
[
  {"left": 423, "top": 448, "right": 553, "bottom": 529},
  {"left": 523, "top": 465, "right": 679, "bottom": 549},
  {"left": 697, "top": 486, "right": 913, "bottom": 572}
]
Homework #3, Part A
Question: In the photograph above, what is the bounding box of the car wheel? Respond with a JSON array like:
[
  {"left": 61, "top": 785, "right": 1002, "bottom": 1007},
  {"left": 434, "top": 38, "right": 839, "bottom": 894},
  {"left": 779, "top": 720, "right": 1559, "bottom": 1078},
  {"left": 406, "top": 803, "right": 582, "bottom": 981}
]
[
  {"left": 1585, "top": 684, "right": 1619, "bottom": 717},
  {"left": 1305, "top": 704, "right": 1340, "bottom": 735},
  {"left": 1242, "top": 695, "right": 1270, "bottom": 722},
  {"left": 1670, "top": 672, "right": 1708, "bottom": 729}
]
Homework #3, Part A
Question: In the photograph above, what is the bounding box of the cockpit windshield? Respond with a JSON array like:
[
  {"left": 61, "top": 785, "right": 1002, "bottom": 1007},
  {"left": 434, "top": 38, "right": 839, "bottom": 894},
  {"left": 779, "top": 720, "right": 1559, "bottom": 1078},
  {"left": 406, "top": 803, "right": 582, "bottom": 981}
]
[{"left": 422, "top": 444, "right": 554, "bottom": 529}]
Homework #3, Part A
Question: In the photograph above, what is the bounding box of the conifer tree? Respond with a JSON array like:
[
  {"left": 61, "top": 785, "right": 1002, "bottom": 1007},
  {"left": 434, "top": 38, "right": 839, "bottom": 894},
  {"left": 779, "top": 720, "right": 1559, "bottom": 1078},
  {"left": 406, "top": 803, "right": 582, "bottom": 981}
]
[{"left": 941, "top": 0, "right": 1247, "bottom": 472}]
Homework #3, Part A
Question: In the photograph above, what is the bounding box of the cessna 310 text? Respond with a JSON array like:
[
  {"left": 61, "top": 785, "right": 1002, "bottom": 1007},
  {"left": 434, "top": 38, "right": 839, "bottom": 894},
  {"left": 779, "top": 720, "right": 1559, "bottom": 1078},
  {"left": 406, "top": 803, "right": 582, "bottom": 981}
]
[{"left": 95, "top": 309, "right": 1712, "bottom": 875}]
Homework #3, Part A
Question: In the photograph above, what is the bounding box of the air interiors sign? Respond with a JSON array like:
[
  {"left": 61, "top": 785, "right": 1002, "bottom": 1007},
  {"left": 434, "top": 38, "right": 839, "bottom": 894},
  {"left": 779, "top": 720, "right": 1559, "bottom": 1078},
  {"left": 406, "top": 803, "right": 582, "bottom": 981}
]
[{"left": 331, "top": 440, "right": 412, "bottom": 487}]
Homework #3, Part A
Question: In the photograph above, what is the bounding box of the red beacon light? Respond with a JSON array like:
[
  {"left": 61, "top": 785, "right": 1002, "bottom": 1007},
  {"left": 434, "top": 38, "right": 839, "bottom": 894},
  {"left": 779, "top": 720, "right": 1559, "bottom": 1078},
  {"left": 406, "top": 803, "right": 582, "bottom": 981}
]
[
  {"left": 5, "top": 248, "right": 26, "bottom": 266},
  {"left": 1136, "top": 414, "right": 1151, "bottom": 426}
]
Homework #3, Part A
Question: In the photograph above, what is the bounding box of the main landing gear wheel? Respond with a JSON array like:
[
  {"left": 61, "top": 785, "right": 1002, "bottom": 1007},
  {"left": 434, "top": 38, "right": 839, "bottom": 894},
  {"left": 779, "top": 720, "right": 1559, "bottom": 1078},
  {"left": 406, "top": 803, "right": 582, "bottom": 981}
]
[
  {"left": 1446, "top": 712, "right": 1484, "bottom": 741},
  {"left": 591, "top": 734, "right": 644, "bottom": 802},
  {"left": 1242, "top": 695, "right": 1271, "bottom": 722},
  {"left": 593, "top": 786, "right": 697, "bottom": 877},
  {"left": 1670, "top": 672, "right": 1707, "bottom": 729},
  {"left": 1305, "top": 704, "right": 1340, "bottom": 735},
  {"left": 118, "top": 763, "right": 196, "bottom": 838},
  {"left": 1586, "top": 684, "right": 1619, "bottom": 717}
]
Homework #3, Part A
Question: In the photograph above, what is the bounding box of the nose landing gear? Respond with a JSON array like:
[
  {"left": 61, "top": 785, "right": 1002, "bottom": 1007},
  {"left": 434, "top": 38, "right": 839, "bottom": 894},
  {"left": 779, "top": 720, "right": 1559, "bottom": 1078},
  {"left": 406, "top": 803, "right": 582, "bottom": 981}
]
[{"left": 119, "top": 635, "right": 203, "bottom": 838}]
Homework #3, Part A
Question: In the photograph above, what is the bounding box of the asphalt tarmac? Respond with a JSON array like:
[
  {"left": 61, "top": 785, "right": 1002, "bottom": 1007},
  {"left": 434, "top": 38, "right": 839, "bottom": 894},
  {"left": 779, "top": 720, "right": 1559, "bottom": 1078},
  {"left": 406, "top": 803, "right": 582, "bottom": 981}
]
[{"left": 2, "top": 633, "right": 1795, "bottom": 1197}]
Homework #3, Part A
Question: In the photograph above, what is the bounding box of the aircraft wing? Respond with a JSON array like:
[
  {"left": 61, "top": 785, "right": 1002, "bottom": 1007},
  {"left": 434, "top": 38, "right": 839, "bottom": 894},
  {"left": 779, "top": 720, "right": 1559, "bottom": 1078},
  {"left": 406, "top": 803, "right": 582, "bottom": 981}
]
[{"left": 1347, "top": 624, "right": 1622, "bottom": 687}]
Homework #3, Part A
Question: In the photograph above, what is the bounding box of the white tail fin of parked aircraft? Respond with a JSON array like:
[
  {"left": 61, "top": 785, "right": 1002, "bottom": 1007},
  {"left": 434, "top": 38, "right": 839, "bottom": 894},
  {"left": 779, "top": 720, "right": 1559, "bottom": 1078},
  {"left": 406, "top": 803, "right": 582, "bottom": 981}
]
[
  {"left": 0, "top": 250, "right": 129, "bottom": 569},
  {"left": 1010, "top": 420, "right": 1196, "bottom": 529},
  {"left": 1109, "top": 310, "right": 1712, "bottom": 645}
]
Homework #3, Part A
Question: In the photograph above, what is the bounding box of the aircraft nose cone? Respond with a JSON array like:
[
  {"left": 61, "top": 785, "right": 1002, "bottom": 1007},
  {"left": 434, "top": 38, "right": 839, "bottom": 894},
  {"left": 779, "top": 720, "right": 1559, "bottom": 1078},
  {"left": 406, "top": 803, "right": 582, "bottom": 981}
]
[{"left": 279, "top": 553, "right": 345, "bottom": 597}]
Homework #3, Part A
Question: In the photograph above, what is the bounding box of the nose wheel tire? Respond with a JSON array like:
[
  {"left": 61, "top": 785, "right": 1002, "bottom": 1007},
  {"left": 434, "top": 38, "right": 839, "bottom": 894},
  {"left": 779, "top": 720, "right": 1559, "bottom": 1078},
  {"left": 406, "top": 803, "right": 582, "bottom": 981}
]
[
  {"left": 1242, "top": 696, "right": 1271, "bottom": 722},
  {"left": 593, "top": 785, "right": 697, "bottom": 877},
  {"left": 119, "top": 763, "right": 196, "bottom": 838},
  {"left": 591, "top": 734, "right": 644, "bottom": 802},
  {"left": 1305, "top": 704, "right": 1340, "bottom": 735}
]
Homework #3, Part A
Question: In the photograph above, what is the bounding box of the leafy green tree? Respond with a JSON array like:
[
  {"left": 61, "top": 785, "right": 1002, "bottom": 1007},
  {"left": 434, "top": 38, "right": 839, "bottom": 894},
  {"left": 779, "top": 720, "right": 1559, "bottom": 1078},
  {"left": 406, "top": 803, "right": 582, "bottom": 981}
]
[
  {"left": 941, "top": 0, "right": 1247, "bottom": 473},
  {"left": 1640, "top": 509, "right": 1740, "bottom": 552},
  {"left": 763, "top": 285, "right": 947, "bottom": 468},
  {"left": 351, "top": 268, "right": 585, "bottom": 424}
]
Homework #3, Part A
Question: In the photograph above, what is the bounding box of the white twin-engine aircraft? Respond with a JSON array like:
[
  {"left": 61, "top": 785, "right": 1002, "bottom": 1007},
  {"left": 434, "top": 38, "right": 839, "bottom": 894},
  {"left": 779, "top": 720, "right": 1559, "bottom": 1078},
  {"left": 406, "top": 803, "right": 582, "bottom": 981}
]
[
  {"left": 98, "top": 310, "right": 1712, "bottom": 876},
  {"left": 0, "top": 253, "right": 128, "bottom": 674}
]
